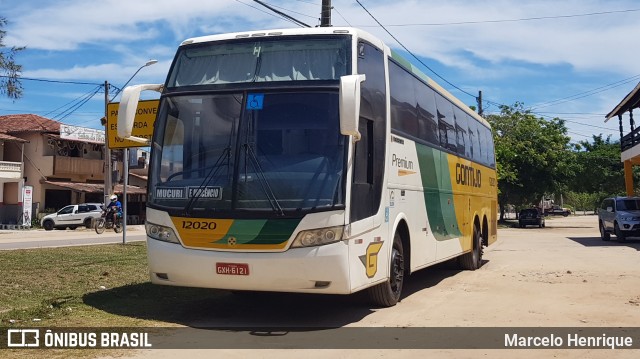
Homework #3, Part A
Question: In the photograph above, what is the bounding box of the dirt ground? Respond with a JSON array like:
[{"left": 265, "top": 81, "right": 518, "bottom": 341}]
[{"left": 96, "top": 214, "right": 640, "bottom": 358}]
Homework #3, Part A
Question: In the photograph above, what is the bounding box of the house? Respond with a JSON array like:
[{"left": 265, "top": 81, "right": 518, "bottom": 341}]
[
  {"left": 0, "top": 114, "right": 147, "bottom": 225},
  {"left": 606, "top": 82, "right": 640, "bottom": 196}
]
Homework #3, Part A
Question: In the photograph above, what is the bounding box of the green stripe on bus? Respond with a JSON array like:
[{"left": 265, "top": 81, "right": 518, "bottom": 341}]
[
  {"left": 215, "top": 218, "right": 301, "bottom": 245},
  {"left": 248, "top": 218, "right": 302, "bottom": 245},
  {"left": 416, "top": 143, "right": 461, "bottom": 241},
  {"left": 217, "top": 220, "right": 267, "bottom": 244}
]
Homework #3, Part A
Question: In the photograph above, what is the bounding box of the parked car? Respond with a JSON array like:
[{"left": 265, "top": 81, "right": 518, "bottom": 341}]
[
  {"left": 519, "top": 208, "right": 545, "bottom": 228},
  {"left": 598, "top": 197, "right": 640, "bottom": 242},
  {"left": 545, "top": 205, "right": 571, "bottom": 217},
  {"left": 41, "top": 203, "right": 103, "bottom": 231}
]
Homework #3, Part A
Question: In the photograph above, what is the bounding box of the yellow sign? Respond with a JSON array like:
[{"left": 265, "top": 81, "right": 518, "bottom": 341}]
[{"left": 106, "top": 100, "right": 159, "bottom": 148}]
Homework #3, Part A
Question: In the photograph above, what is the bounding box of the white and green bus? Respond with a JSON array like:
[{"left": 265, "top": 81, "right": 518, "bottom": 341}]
[{"left": 118, "top": 27, "right": 497, "bottom": 307}]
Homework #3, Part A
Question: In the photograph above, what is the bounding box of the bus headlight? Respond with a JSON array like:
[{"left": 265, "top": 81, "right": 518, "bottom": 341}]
[
  {"left": 291, "top": 226, "right": 344, "bottom": 248},
  {"left": 146, "top": 222, "right": 180, "bottom": 244}
]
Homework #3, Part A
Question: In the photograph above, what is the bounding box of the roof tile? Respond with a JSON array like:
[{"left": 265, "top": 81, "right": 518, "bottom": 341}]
[{"left": 0, "top": 114, "right": 61, "bottom": 134}]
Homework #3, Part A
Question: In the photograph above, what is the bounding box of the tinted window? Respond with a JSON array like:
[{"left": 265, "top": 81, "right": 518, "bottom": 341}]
[
  {"left": 435, "top": 94, "right": 456, "bottom": 152},
  {"left": 78, "top": 205, "right": 88, "bottom": 213},
  {"left": 58, "top": 206, "right": 74, "bottom": 215},
  {"left": 479, "top": 124, "right": 492, "bottom": 166},
  {"left": 389, "top": 61, "right": 417, "bottom": 135},
  {"left": 454, "top": 107, "right": 468, "bottom": 156},
  {"left": 416, "top": 81, "right": 439, "bottom": 145}
]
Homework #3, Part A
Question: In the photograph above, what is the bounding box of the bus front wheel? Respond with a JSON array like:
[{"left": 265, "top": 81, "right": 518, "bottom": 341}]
[{"left": 367, "top": 232, "right": 405, "bottom": 307}]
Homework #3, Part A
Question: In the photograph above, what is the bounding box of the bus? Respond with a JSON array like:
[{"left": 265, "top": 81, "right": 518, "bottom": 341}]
[{"left": 118, "top": 27, "right": 497, "bottom": 307}]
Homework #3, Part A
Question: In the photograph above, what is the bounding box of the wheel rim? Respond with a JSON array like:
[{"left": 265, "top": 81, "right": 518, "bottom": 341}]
[{"left": 390, "top": 246, "right": 404, "bottom": 296}]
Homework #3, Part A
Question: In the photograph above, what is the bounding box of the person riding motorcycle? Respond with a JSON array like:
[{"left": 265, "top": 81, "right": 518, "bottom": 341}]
[{"left": 106, "top": 194, "right": 123, "bottom": 225}]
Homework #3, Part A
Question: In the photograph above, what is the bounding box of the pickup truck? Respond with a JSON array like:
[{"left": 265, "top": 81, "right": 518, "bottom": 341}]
[{"left": 598, "top": 196, "right": 640, "bottom": 242}]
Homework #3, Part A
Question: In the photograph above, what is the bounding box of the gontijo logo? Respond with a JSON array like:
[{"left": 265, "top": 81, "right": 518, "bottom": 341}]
[{"left": 455, "top": 163, "right": 481, "bottom": 188}]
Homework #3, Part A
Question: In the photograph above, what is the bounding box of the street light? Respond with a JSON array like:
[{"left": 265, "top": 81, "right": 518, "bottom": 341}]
[
  {"left": 110, "top": 59, "right": 158, "bottom": 102},
  {"left": 103, "top": 60, "right": 158, "bottom": 244}
]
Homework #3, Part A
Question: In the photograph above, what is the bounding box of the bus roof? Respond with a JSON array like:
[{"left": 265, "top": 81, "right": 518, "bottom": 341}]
[
  {"left": 180, "top": 27, "right": 490, "bottom": 128},
  {"left": 179, "top": 26, "right": 375, "bottom": 46}
]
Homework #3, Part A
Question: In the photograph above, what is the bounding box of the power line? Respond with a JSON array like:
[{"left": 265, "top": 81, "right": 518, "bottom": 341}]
[
  {"left": 358, "top": 8, "right": 640, "bottom": 27},
  {"left": 258, "top": 0, "right": 318, "bottom": 19},
  {"left": 535, "top": 111, "right": 606, "bottom": 116},
  {"left": 290, "top": 0, "right": 318, "bottom": 5},
  {"left": 252, "top": 0, "right": 311, "bottom": 27},
  {"left": 234, "top": 0, "right": 307, "bottom": 27},
  {"left": 355, "top": 0, "right": 477, "bottom": 100},
  {"left": 333, "top": 6, "right": 352, "bottom": 27},
  {"left": 52, "top": 86, "right": 103, "bottom": 122},
  {"left": 529, "top": 73, "right": 640, "bottom": 110},
  {"left": 0, "top": 75, "right": 102, "bottom": 86}
]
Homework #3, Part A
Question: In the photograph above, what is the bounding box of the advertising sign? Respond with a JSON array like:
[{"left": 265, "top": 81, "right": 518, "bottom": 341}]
[
  {"left": 106, "top": 99, "right": 159, "bottom": 148},
  {"left": 22, "top": 185, "right": 33, "bottom": 227}
]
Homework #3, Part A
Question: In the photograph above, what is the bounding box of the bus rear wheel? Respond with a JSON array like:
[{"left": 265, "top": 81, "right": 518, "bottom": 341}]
[
  {"left": 459, "top": 224, "right": 483, "bottom": 270},
  {"left": 367, "top": 232, "right": 404, "bottom": 307}
]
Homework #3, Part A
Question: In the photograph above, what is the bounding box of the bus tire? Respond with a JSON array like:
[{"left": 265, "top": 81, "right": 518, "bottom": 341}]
[
  {"left": 459, "top": 224, "right": 483, "bottom": 270},
  {"left": 366, "top": 232, "right": 405, "bottom": 307}
]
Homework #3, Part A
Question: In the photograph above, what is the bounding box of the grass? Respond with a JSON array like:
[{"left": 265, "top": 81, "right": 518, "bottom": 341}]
[{"left": 0, "top": 242, "right": 228, "bottom": 359}]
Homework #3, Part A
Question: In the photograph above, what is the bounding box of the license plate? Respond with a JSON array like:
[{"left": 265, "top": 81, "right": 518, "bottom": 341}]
[{"left": 216, "top": 262, "right": 250, "bottom": 276}]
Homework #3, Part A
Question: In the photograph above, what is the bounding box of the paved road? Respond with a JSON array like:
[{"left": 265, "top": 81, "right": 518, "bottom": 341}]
[
  {"left": 0, "top": 225, "right": 146, "bottom": 250},
  {"left": 97, "top": 214, "right": 640, "bottom": 359}
]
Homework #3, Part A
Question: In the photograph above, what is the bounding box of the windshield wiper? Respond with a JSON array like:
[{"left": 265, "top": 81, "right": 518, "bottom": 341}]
[
  {"left": 243, "top": 143, "right": 285, "bottom": 216},
  {"left": 182, "top": 147, "right": 231, "bottom": 215}
]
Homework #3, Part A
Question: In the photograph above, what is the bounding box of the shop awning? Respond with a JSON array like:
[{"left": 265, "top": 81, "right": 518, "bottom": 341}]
[{"left": 43, "top": 181, "right": 146, "bottom": 195}]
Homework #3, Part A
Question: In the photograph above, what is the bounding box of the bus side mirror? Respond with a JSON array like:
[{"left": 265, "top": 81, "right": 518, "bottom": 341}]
[
  {"left": 339, "top": 74, "right": 366, "bottom": 142},
  {"left": 117, "top": 84, "right": 164, "bottom": 144}
]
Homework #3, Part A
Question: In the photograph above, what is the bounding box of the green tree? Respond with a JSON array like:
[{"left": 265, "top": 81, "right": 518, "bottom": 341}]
[
  {"left": 0, "top": 17, "right": 23, "bottom": 99},
  {"left": 486, "top": 102, "right": 574, "bottom": 219},
  {"left": 571, "top": 134, "right": 631, "bottom": 195},
  {"left": 565, "top": 191, "right": 600, "bottom": 215}
]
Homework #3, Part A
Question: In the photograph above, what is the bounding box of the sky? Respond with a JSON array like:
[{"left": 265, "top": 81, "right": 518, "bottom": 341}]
[{"left": 1, "top": 0, "right": 639, "bottom": 144}]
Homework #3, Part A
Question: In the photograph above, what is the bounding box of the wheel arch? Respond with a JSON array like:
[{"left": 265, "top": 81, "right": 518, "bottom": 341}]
[{"left": 392, "top": 217, "right": 411, "bottom": 275}]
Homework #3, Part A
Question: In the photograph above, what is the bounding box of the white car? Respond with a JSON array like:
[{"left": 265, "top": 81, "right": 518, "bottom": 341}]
[
  {"left": 41, "top": 203, "right": 104, "bottom": 231},
  {"left": 598, "top": 197, "right": 640, "bottom": 242}
]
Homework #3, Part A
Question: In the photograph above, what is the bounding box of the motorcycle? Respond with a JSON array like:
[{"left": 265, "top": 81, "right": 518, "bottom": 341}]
[{"left": 95, "top": 206, "right": 123, "bottom": 234}]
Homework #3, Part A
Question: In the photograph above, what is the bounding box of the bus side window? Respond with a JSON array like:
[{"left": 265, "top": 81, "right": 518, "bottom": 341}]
[{"left": 435, "top": 94, "right": 456, "bottom": 152}]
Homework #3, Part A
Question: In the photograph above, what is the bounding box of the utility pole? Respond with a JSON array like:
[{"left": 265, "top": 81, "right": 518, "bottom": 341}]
[
  {"left": 477, "top": 90, "right": 483, "bottom": 117},
  {"left": 320, "top": 0, "right": 332, "bottom": 27},
  {"left": 104, "top": 81, "right": 112, "bottom": 203}
]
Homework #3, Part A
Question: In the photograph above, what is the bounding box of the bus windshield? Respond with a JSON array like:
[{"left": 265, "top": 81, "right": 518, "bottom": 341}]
[
  {"left": 167, "top": 37, "right": 350, "bottom": 86},
  {"left": 149, "top": 91, "right": 346, "bottom": 215}
]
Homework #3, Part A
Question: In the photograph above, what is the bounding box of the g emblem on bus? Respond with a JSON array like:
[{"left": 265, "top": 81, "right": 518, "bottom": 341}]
[{"left": 360, "top": 242, "right": 384, "bottom": 278}]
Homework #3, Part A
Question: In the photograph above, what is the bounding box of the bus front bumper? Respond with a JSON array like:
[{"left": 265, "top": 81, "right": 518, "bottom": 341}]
[{"left": 146, "top": 238, "right": 353, "bottom": 294}]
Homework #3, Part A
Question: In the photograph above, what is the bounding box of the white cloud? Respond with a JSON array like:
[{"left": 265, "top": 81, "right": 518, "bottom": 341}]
[{"left": 2, "top": 0, "right": 639, "bottom": 141}]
